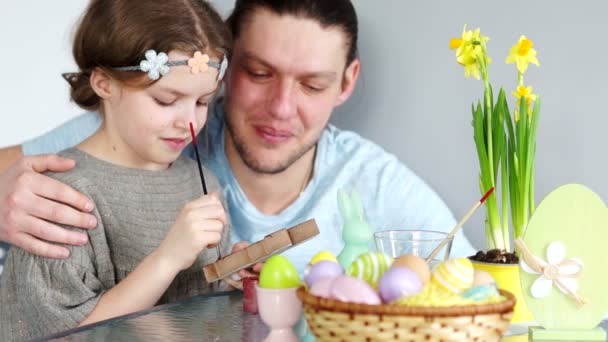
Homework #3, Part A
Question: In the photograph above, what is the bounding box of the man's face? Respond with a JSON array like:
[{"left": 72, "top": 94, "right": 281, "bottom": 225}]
[{"left": 224, "top": 9, "right": 359, "bottom": 174}]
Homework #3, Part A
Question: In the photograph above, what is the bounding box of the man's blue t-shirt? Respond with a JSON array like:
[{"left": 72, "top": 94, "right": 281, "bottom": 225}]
[{"left": 22, "top": 98, "right": 475, "bottom": 273}]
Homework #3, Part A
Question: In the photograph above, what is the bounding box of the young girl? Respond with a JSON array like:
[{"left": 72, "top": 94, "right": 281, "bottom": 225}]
[{"left": 0, "top": 0, "right": 232, "bottom": 340}]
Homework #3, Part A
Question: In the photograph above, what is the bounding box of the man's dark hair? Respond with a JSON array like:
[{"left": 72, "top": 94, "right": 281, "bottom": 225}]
[{"left": 226, "top": 0, "right": 358, "bottom": 65}]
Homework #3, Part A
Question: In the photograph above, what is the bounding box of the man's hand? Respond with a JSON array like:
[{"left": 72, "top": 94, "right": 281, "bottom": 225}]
[
  {"left": 0, "top": 155, "right": 97, "bottom": 258},
  {"left": 224, "top": 241, "right": 263, "bottom": 290}
]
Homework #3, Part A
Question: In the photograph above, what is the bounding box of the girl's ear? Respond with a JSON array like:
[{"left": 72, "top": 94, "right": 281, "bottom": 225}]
[{"left": 90, "top": 68, "right": 114, "bottom": 100}]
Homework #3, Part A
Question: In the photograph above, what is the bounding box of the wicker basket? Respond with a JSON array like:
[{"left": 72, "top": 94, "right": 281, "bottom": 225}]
[{"left": 297, "top": 287, "right": 516, "bottom": 342}]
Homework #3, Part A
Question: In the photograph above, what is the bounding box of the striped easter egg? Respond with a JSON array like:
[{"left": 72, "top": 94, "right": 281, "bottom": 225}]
[
  {"left": 347, "top": 252, "right": 393, "bottom": 288},
  {"left": 430, "top": 257, "right": 474, "bottom": 294},
  {"left": 309, "top": 250, "right": 338, "bottom": 265}
]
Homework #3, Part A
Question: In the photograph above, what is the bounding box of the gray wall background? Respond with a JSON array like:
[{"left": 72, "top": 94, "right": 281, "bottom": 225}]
[{"left": 2, "top": 1, "right": 607, "bottom": 250}]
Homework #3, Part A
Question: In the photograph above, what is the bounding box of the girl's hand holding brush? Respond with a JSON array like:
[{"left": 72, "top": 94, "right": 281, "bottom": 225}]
[{"left": 155, "top": 192, "right": 227, "bottom": 273}]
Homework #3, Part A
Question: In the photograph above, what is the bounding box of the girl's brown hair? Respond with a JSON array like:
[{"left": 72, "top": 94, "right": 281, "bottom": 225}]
[{"left": 65, "top": 0, "right": 232, "bottom": 110}]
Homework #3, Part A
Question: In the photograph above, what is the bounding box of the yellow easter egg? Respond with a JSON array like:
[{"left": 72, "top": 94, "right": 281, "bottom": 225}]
[
  {"left": 392, "top": 254, "right": 431, "bottom": 285},
  {"left": 430, "top": 257, "right": 474, "bottom": 294},
  {"left": 310, "top": 251, "right": 338, "bottom": 265},
  {"left": 347, "top": 252, "right": 393, "bottom": 288}
]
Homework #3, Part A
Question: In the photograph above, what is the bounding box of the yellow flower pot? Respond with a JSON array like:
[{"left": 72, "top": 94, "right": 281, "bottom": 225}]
[{"left": 471, "top": 260, "right": 534, "bottom": 323}]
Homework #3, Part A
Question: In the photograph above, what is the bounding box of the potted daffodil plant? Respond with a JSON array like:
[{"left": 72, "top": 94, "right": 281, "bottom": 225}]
[{"left": 450, "top": 26, "right": 541, "bottom": 322}]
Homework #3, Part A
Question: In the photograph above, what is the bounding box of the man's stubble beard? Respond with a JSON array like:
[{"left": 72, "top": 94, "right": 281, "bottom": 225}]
[{"left": 224, "top": 113, "right": 321, "bottom": 175}]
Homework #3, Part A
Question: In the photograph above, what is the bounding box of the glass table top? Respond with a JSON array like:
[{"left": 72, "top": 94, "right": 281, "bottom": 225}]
[
  {"left": 38, "top": 290, "right": 608, "bottom": 341},
  {"left": 40, "top": 291, "right": 268, "bottom": 342}
]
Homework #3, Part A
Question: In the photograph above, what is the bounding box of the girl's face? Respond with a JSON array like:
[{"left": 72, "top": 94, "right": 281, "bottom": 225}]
[{"left": 101, "top": 51, "right": 220, "bottom": 170}]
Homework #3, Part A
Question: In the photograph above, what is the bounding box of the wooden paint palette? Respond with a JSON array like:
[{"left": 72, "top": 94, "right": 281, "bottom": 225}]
[{"left": 203, "top": 219, "right": 319, "bottom": 282}]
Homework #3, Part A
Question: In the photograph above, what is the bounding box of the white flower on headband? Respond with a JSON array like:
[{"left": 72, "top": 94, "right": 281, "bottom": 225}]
[
  {"left": 218, "top": 55, "right": 228, "bottom": 81},
  {"left": 520, "top": 241, "right": 584, "bottom": 302},
  {"left": 140, "top": 50, "right": 169, "bottom": 81}
]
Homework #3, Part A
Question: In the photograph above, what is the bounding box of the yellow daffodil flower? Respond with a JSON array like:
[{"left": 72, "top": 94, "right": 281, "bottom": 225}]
[
  {"left": 460, "top": 53, "right": 481, "bottom": 80},
  {"left": 451, "top": 26, "right": 543, "bottom": 252},
  {"left": 449, "top": 38, "right": 462, "bottom": 50},
  {"left": 513, "top": 85, "right": 537, "bottom": 106},
  {"left": 513, "top": 85, "right": 537, "bottom": 122},
  {"left": 449, "top": 25, "right": 490, "bottom": 80},
  {"left": 506, "top": 35, "right": 540, "bottom": 74}
]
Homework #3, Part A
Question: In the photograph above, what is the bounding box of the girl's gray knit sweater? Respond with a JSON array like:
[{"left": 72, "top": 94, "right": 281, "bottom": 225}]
[{"left": 0, "top": 148, "right": 231, "bottom": 341}]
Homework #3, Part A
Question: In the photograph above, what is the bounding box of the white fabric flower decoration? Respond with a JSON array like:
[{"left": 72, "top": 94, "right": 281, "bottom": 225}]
[
  {"left": 218, "top": 55, "right": 228, "bottom": 81},
  {"left": 139, "top": 50, "right": 170, "bottom": 80},
  {"left": 519, "top": 240, "right": 585, "bottom": 304}
]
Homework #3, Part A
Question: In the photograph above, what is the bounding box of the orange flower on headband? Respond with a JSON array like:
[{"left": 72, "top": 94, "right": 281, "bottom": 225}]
[{"left": 188, "top": 51, "right": 210, "bottom": 74}]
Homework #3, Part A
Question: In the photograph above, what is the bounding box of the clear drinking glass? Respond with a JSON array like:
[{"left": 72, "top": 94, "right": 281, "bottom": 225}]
[{"left": 373, "top": 230, "right": 453, "bottom": 268}]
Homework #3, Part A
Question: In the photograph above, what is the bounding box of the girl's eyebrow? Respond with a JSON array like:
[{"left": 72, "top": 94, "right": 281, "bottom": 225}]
[{"left": 157, "top": 87, "right": 218, "bottom": 98}]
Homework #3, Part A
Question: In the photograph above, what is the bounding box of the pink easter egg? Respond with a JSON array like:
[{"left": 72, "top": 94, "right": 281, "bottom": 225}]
[
  {"left": 309, "top": 277, "right": 336, "bottom": 298},
  {"left": 472, "top": 270, "right": 496, "bottom": 287},
  {"left": 304, "top": 260, "right": 343, "bottom": 288},
  {"left": 330, "top": 276, "right": 381, "bottom": 305},
  {"left": 378, "top": 266, "right": 423, "bottom": 303}
]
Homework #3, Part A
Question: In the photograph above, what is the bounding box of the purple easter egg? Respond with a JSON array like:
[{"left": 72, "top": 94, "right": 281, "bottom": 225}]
[
  {"left": 304, "top": 260, "right": 344, "bottom": 288},
  {"left": 309, "top": 277, "right": 336, "bottom": 298},
  {"left": 378, "top": 266, "right": 423, "bottom": 303},
  {"left": 330, "top": 276, "right": 381, "bottom": 305}
]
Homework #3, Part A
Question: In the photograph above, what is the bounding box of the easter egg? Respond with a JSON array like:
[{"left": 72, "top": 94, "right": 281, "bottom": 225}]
[
  {"left": 396, "top": 283, "right": 474, "bottom": 307},
  {"left": 330, "top": 276, "right": 381, "bottom": 305},
  {"left": 392, "top": 254, "right": 431, "bottom": 285},
  {"left": 309, "top": 277, "right": 336, "bottom": 298},
  {"left": 378, "top": 266, "right": 423, "bottom": 303},
  {"left": 347, "top": 252, "right": 393, "bottom": 288},
  {"left": 472, "top": 270, "right": 496, "bottom": 287},
  {"left": 462, "top": 284, "right": 500, "bottom": 302},
  {"left": 259, "top": 255, "right": 301, "bottom": 289},
  {"left": 430, "top": 257, "right": 474, "bottom": 294},
  {"left": 310, "top": 250, "right": 338, "bottom": 265},
  {"left": 304, "top": 260, "right": 343, "bottom": 287}
]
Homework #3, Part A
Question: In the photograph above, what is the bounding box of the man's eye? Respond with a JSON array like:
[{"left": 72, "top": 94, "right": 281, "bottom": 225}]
[
  {"left": 154, "top": 98, "right": 175, "bottom": 107},
  {"left": 303, "top": 82, "right": 328, "bottom": 93},
  {"left": 247, "top": 69, "right": 270, "bottom": 79},
  {"left": 304, "top": 84, "right": 323, "bottom": 92}
]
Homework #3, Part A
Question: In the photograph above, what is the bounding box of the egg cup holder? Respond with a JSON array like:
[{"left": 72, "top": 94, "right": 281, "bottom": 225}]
[{"left": 296, "top": 287, "right": 516, "bottom": 341}]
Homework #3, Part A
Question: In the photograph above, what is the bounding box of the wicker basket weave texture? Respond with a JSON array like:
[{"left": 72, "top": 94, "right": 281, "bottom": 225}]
[{"left": 297, "top": 287, "right": 515, "bottom": 342}]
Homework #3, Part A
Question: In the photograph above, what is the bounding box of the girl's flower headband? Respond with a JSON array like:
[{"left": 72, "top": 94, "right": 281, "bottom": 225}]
[{"left": 115, "top": 49, "right": 228, "bottom": 81}]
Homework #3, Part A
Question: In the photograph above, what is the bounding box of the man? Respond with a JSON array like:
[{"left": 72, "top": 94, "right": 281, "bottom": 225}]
[{"left": 0, "top": 0, "right": 475, "bottom": 274}]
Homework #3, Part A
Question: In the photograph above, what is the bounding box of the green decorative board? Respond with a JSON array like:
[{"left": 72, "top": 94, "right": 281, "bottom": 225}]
[{"left": 520, "top": 184, "right": 608, "bottom": 330}]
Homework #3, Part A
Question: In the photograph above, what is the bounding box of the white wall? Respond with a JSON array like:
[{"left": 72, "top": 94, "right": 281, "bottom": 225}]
[
  {"left": 2, "top": 1, "right": 607, "bottom": 250},
  {"left": 0, "top": 1, "right": 89, "bottom": 145}
]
